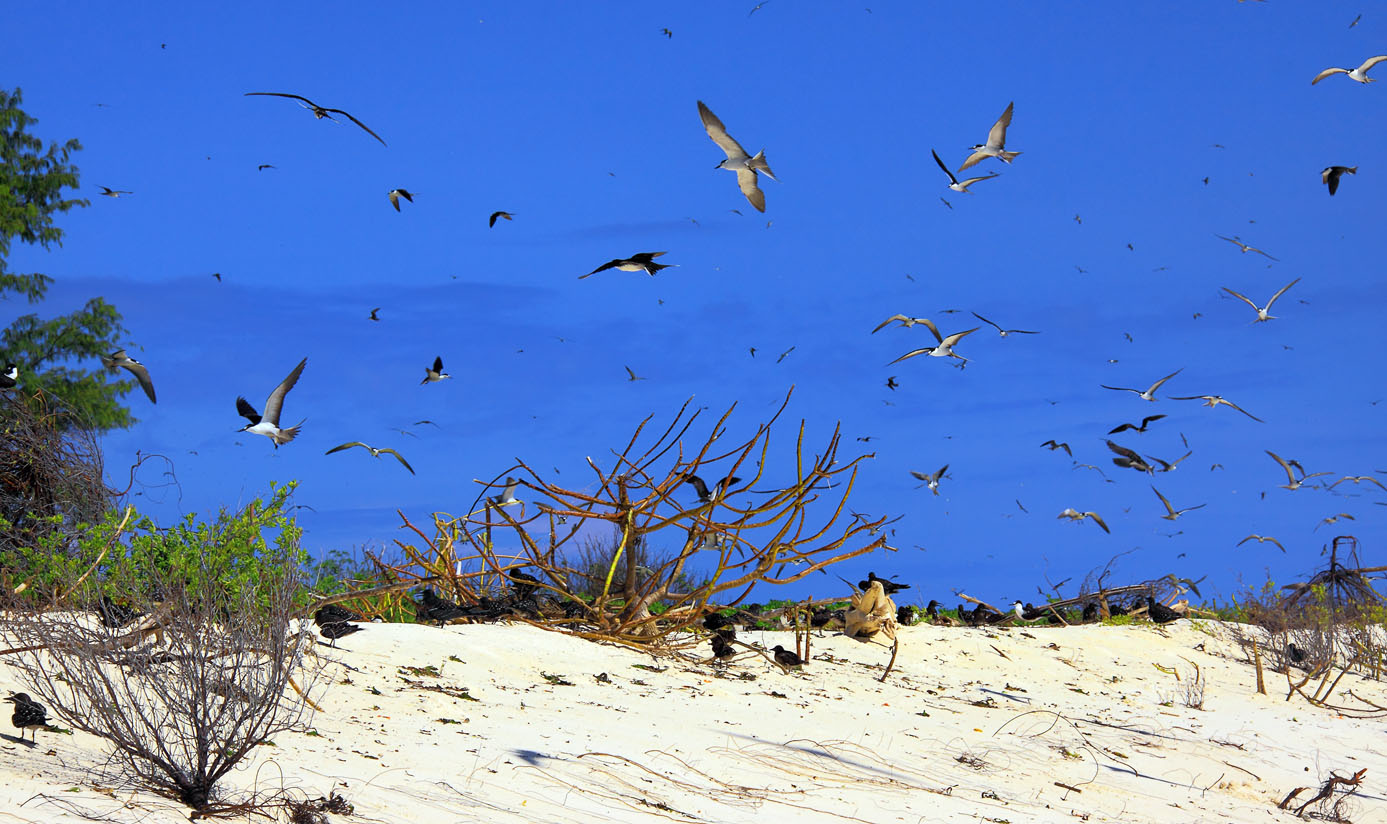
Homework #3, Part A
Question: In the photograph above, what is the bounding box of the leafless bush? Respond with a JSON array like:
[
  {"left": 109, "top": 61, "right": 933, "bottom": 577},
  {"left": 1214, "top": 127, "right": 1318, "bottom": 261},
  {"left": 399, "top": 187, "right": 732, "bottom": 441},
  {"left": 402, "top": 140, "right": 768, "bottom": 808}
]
[
  {"left": 1181, "top": 662, "right": 1205, "bottom": 710},
  {"left": 0, "top": 389, "right": 111, "bottom": 565},
  {"left": 3, "top": 551, "right": 324, "bottom": 813}
]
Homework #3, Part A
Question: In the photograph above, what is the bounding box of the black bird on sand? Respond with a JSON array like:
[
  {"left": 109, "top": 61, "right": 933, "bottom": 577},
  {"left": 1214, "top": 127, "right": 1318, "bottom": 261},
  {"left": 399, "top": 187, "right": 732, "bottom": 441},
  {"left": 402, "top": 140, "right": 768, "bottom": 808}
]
[
  {"left": 4, "top": 693, "right": 49, "bottom": 743},
  {"left": 416, "top": 588, "right": 469, "bottom": 625},
  {"left": 1082, "top": 602, "right": 1098, "bottom": 622},
  {"left": 681, "top": 473, "right": 741, "bottom": 504},
  {"left": 508, "top": 569, "right": 544, "bottom": 599},
  {"left": 711, "top": 634, "right": 736, "bottom": 659},
  {"left": 926, "top": 600, "right": 943, "bottom": 622},
  {"left": 97, "top": 596, "right": 144, "bottom": 628},
  {"left": 1109, "top": 602, "right": 1130, "bottom": 617},
  {"left": 1146, "top": 596, "right": 1181, "bottom": 624},
  {"left": 771, "top": 645, "right": 803, "bottom": 669},
  {"left": 319, "top": 621, "right": 363, "bottom": 647},
  {"left": 1287, "top": 643, "right": 1309, "bottom": 668},
  {"left": 896, "top": 605, "right": 918, "bottom": 626},
  {"left": 859, "top": 571, "right": 909, "bottom": 595},
  {"left": 314, "top": 604, "right": 363, "bottom": 626}
]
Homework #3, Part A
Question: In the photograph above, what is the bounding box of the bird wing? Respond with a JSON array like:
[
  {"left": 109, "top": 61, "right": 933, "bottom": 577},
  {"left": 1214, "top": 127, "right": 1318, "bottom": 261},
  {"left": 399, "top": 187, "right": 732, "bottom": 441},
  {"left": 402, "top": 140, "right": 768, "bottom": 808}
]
[
  {"left": 681, "top": 473, "right": 710, "bottom": 499},
  {"left": 1108, "top": 423, "right": 1135, "bottom": 434},
  {"left": 939, "top": 328, "right": 978, "bottom": 347},
  {"left": 1142, "top": 414, "right": 1167, "bottom": 428},
  {"left": 931, "top": 149, "right": 959, "bottom": 185},
  {"left": 888, "top": 348, "right": 932, "bottom": 365},
  {"left": 1357, "top": 54, "right": 1387, "bottom": 73},
  {"left": 122, "top": 360, "right": 157, "bottom": 403},
  {"left": 698, "top": 101, "right": 749, "bottom": 160},
  {"left": 245, "top": 91, "right": 319, "bottom": 106},
  {"left": 1214, "top": 233, "right": 1241, "bottom": 247},
  {"left": 1221, "top": 399, "right": 1263, "bottom": 422},
  {"left": 735, "top": 168, "right": 766, "bottom": 212},
  {"left": 909, "top": 470, "right": 928, "bottom": 481},
  {"left": 389, "top": 191, "right": 400, "bottom": 211},
  {"left": 235, "top": 397, "right": 261, "bottom": 424},
  {"left": 262, "top": 357, "right": 307, "bottom": 425},
  {"left": 625, "top": 366, "right": 638, "bottom": 380},
  {"left": 872, "top": 314, "right": 911, "bottom": 333},
  {"left": 937, "top": 464, "right": 949, "bottom": 478},
  {"left": 326, "top": 442, "right": 368, "bottom": 455},
  {"left": 1221, "top": 287, "right": 1260, "bottom": 312},
  {"left": 381, "top": 448, "right": 415, "bottom": 474},
  {"left": 986, "top": 101, "right": 1014, "bottom": 149},
  {"left": 1147, "top": 369, "right": 1182, "bottom": 394},
  {"left": 432, "top": 355, "right": 444, "bottom": 373},
  {"left": 1311, "top": 67, "right": 1348, "bottom": 84},
  {"left": 1236, "top": 535, "right": 1255, "bottom": 547},
  {"left": 971, "top": 311, "right": 1001, "bottom": 331},
  {"left": 324, "top": 107, "right": 387, "bottom": 146},
  {"left": 1265, "top": 450, "right": 1296, "bottom": 483},
  {"left": 1106, "top": 440, "right": 1142, "bottom": 462},
  {"left": 918, "top": 318, "right": 943, "bottom": 343},
  {"left": 1100, "top": 384, "right": 1138, "bottom": 394},
  {"left": 1152, "top": 486, "right": 1175, "bottom": 516},
  {"left": 1088, "top": 513, "right": 1110, "bottom": 533},
  {"left": 580, "top": 260, "right": 620, "bottom": 279},
  {"left": 957, "top": 150, "right": 991, "bottom": 172},
  {"left": 1264, "top": 278, "right": 1301, "bottom": 310}
]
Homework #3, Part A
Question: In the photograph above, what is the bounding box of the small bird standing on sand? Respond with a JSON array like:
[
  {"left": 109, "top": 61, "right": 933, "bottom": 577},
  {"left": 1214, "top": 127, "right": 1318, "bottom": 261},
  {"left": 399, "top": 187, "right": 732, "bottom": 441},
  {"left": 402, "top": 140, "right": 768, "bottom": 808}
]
[
  {"left": 1322, "top": 165, "right": 1356, "bottom": 195},
  {"left": 711, "top": 634, "right": 736, "bottom": 659},
  {"left": 771, "top": 645, "right": 803, "bottom": 669},
  {"left": 698, "top": 101, "right": 776, "bottom": 212},
  {"left": 97, "top": 596, "right": 144, "bottom": 628},
  {"left": 4, "top": 693, "right": 49, "bottom": 743},
  {"left": 416, "top": 588, "right": 468, "bottom": 625},
  {"left": 1311, "top": 55, "right": 1387, "bottom": 84},
  {"left": 235, "top": 357, "right": 308, "bottom": 448},
  {"left": 959, "top": 101, "right": 1021, "bottom": 170},
  {"left": 318, "top": 621, "right": 362, "bottom": 648},
  {"left": 1146, "top": 596, "right": 1181, "bottom": 624},
  {"left": 100, "top": 349, "right": 157, "bottom": 403},
  {"left": 421, "top": 356, "right": 450, "bottom": 384}
]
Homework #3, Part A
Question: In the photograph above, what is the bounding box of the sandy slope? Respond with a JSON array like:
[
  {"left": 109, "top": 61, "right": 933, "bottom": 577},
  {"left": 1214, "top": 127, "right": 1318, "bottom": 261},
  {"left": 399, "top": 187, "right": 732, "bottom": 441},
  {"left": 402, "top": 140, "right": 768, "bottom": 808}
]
[{"left": 2, "top": 619, "right": 1384, "bottom": 823}]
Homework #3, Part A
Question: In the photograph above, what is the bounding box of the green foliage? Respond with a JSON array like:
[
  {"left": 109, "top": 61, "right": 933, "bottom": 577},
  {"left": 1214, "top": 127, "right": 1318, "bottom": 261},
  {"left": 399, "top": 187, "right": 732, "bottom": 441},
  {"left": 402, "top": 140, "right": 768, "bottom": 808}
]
[
  {"left": 0, "top": 87, "right": 136, "bottom": 431},
  {"left": 1101, "top": 613, "right": 1136, "bottom": 627}
]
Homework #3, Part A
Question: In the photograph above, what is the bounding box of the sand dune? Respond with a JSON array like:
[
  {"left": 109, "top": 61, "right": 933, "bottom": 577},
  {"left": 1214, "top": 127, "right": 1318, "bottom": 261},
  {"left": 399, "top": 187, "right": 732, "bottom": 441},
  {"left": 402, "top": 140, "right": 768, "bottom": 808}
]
[{"left": 2, "top": 619, "right": 1384, "bottom": 822}]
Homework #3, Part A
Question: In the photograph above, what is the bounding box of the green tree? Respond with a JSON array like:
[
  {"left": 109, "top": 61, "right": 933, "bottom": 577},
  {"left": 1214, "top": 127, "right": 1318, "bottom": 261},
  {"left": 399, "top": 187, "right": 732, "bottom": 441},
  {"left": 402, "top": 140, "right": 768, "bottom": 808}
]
[{"left": 1, "top": 87, "right": 136, "bottom": 430}]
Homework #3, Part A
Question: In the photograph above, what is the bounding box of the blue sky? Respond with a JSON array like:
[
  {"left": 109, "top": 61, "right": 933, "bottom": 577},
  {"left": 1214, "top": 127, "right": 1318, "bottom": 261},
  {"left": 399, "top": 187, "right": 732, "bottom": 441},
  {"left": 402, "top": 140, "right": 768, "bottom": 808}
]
[{"left": 4, "top": 2, "right": 1384, "bottom": 607}]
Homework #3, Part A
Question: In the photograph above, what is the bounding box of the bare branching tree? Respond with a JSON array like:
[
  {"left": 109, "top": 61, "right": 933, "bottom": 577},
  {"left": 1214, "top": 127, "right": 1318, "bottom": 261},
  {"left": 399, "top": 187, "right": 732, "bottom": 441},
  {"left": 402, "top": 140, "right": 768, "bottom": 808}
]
[
  {"left": 388, "top": 391, "right": 890, "bottom": 643},
  {"left": 3, "top": 550, "right": 324, "bottom": 813}
]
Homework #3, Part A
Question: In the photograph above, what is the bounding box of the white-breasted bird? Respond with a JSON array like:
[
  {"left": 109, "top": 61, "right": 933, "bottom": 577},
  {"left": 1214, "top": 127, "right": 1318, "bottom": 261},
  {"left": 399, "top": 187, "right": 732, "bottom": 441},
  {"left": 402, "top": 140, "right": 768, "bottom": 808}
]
[
  {"left": 910, "top": 465, "right": 949, "bottom": 495},
  {"left": 872, "top": 314, "right": 934, "bottom": 333},
  {"left": 1221, "top": 278, "right": 1300, "bottom": 323},
  {"left": 1151, "top": 486, "right": 1206, "bottom": 521},
  {"left": 1100, "top": 368, "right": 1182, "bottom": 402},
  {"left": 888, "top": 321, "right": 978, "bottom": 365},
  {"left": 100, "top": 349, "right": 156, "bottom": 403},
  {"left": 1322, "top": 165, "right": 1356, "bottom": 195},
  {"left": 325, "top": 441, "right": 415, "bottom": 474},
  {"left": 235, "top": 358, "right": 307, "bottom": 448},
  {"left": 489, "top": 477, "right": 521, "bottom": 507},
  {"left": 388, "top": 189, "right": 414, "bottom": 211},
  {"left": 931, "top": 148, "right": 997, "bottom": 193},
  {"left": 1058, "top": 508, "right": 1109, "bottom": 533},
  {"left": 959, "top": 101, "right": 1021, "bottom": 170},
  {"left": 421, "top": 356, "right": 450, "bottom": 384},
  {"left": 698, "top": 101, "right": 776, "bottom": 212},
  {"left": 1311, "top": 55, "right": 1387, "bottom": 84},
  {"left": 1215, "top": 234, "right": 1278, "bottom": 261},
  {"left": 1266, "top": 450, "right": 1332, "bottom": 490},
  {"left": 1238, "top": 534, "right": 1286, "bottom": 552},
  {"left": 1168, "top": 394, "right": 1263, "bottom": 422},
  {"left": 0, "top": 363, "right": 18, "bottom": 389},
  {"left": 581, "top": 252, "right": 674, "bottom": 279},
  {"left": 971, "top": 311, "right": 1037, "bottom": 337}
]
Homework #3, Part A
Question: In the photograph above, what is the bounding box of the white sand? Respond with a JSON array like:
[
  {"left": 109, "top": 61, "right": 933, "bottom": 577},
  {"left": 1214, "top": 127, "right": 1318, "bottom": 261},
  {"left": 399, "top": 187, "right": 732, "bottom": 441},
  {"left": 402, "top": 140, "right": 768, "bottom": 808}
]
[{"left": 3, "top": 619, "right": 1385, "bottom": 822}]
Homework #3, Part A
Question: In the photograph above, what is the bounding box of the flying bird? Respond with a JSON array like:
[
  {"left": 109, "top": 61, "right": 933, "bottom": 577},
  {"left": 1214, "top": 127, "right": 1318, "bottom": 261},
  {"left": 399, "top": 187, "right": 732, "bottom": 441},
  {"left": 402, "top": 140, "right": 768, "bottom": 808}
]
[
  {"left": 421, "top": 356, "right": 451, "bottom": 384},
  {"left": 1168, "top": 394, "right": 1263, "bottom": 422},
  {"left": 698, "top": 101, "right": 776, "bottom": 212},
  {"left": 1315, "top": 513, "right": 1356, "bottom": 530},
  {"left": 1058, "top": 508, "right": 1109, "bottom": 533},
  {"left": 243, "top": 92, "right": 387, "bottom": 146},
  {"left": 660, "top": 27, "right": 673, "bottom": 38},
  {"left": 910, "top": 465, "right": 949, "bottom": 495},
  {"left": 1151, "top": 486, "right": 1206, "bottom": 521},
  {"left": 959, "top": 101, "right": 1021, "bottom": 170},
  {"left": 1106, "top": 440, "right": 1154, "bottom": 474},
  {"left": 888, "top": 322, "right": 978, "bottom": 365},
  {"left": 1221, "top": 278, "right": 1300, "bottom": 323},
  {"left": 681, "top": 473, "right": 741, "bottom": 504},
  {"left": 971, "top": 312, "right": 1037, "bottom": 337},
  {"left": 1266, "top": 450, "right": 1332, "bottom": 490},
  {"left": 388, "top": 188, "right": 414, "bottom": 211},
  {"left": 1322, "top": 165, "right": 1356, "bottom": 195},
  {"left": 489, "top": 210, "right": 514, "bottom": 227},
  {"left": 325, "top": 442, "right": 415, "bottom": 475},
  {"left": 100, "top": 349, "right": 156, "bottom": 403},
  {"left": 1310, "top": 55, "right": 1387, "bottom": 84},
  {"left": 624, "top": 365, "right": 646, "bottom": 382},
  {"left": 872, "top": 314, "right": 935, "bottom": 334},
  {"left": 1109, "top": 414, "right": 1166, "bottom": 435},
  {"left": 489, "top": 477, "right": 522, "bottom": 508},
  {"left": 368, "top": 307, "right": 380, "bottom": 321},
  {"left": 1330, "top": 475, "right": 1387, "bottom": 492},
  {"left": 235, "top": 357, "right": 307, "bottom": 448},
  {"left": 1238, "top": 534, "right": 1286, "bottom": 552},
  {"left": 1101, "top": 368, "right": 1182, "bottom": 402},
  {"left": 581, "top": 251, "right": 673, "bottom": 279},
  {"left": 1149, "top": 451, "right": 1193, "bottom": 473},
  {"left": 97, "top": 186, "right": 132, "bottom": 197},
  {"left": 257, "top": 164, "right": 276, "bottom": 171},
  {"left": 931, "top": 148, "right": 997, "bottom": 193},
  {"left": 1214, "top": 234, "right": 1278, "bottom": 261},
  {"left": 776, "top": 346, "right": 795, "bottom": 363},
  {"left": 1040, "top": 440, "right": 1072, "bottom": 456},
  {"left": 885, "top": 376, "right": 898, "bottom": 390}
]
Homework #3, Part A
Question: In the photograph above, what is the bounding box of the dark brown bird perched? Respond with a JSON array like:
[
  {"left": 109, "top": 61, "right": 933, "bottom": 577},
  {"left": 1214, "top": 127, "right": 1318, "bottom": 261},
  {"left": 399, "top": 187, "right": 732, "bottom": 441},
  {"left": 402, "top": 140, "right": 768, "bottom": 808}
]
[
  {"left": 1146, "top": 596, "right": 1181, "bottom": 624},
  {"left": 771, "top": 645, "right": 803, "bottom": 669},
  {"left": 4, "top": 693, "right": 49, "bottom": 743},
  {"left": 859, "top": 571, "right": 909, "bottom": 595}
]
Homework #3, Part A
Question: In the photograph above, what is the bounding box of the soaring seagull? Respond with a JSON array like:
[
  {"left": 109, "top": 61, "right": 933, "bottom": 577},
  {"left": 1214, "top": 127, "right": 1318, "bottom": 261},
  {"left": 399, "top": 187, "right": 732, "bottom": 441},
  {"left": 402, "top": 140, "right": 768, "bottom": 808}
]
[
  {"left": 244, "top": 92, "right": 387, "bottom": 146},
  {"left": 1266, "top": 450, "right": 1332, "bottom": 490},
  {"left": 1214, "top": 234, "right": 1278, "bottom": 261},
  {"left": 235, "top": 358, "right": 307, "bottom": 448},
  {"left": 1168, "top": 394, "right": 1263, "bottom": 422},
  {"left": 581, "top": 252, "right": 673, "bottom": 279},
  {"left": 1058, "top": 508, "right": 1109, "bottom": 533},
  {"left": 1238, "top": 534, "right": 1286, "bottom": 552},
  {"left": 959, "top": 101, "right": 1021, "bottom": 170},
  {"left": 1221, "top": 278, "right": 1300, "bottom": 322},
  {"left": 872, "top": 314, "right": 934, "bottom": 334},
  {"left": 1322, "top": 165, "right": 1356, "bottom": 195},
  {"left": 888, "top": 321, "right": 978, "bottom": 365},
  {"left": 698, "top": 101, "right": 776, "bottom": 212},
  {"left": 971, "top": 311, "right": 1037, "bottom": 337},
  {"left": 931, "top": 148, "right": 997, "bottom": 193},
  {"left": 325, "top": 442, "right": 415, "bottom": 474},
  {"left": 1101, "top": 368, "right": 1182, "bottom": 401},
  {"left": 100, "top": 349, "right": 156, "bottom": 403},
  {"left": 1311, "top": 55, "right": 1387, "bottom": 84},
  {"left": 1151, "top": 486, "right": 1205, "bottom": 521}
]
